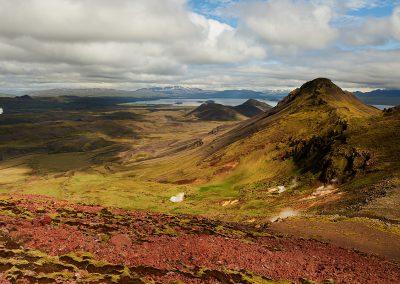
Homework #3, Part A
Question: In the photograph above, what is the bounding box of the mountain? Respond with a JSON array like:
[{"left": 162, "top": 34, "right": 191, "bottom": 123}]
[
  {"left": 186, "top": 101, "right": 246, "bottom": 121},
  {"left": 204, "top": 78, "right": 377, "bottom": 157},
  {"left": 136, "top": 86, "right": 204, "bottom": 96},
  {"left": 24, "top": 86, "right": 400, "bottom": 106},
  {"left": 355, "top": 89, "right": 400, "bottom": 106},
  {"left": 186, "top": 99, "right": 271, "bottom": 121},
  {"left": 136, "top": 87, "right": 268, "bottom": 99},
  {"left": 28, "top": 88, "right": 164, "bottom": 98},
  {"left": 233, "top": 99, "right": 272, "bottom": 117},
  {"left": 25, "top": 86, "right": 288, "bottom": 102},
  {"left": 29, "top": 88, "right": 131, "bottom": 97},
  {"left": 155, "top": 78, "right": 400, "bottom": 221},
  {"left": 208, "top": 90, "right": 266, "bottom": 99}
]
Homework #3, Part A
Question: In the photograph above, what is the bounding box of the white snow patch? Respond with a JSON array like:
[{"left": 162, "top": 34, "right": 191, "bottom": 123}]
[
  {"left": 268, "top": 185, "right": 287, "bottom": 194},
  {"left": 277, "top": 186, "right": 286, "bottom": 193},
  {"left": 170, "top": 192, "right": 185, "bottom": 203},
  {"left": 301, "top": 184, "right": 338, "bottom": 201},
  {"left": 270, "top": 208, "right": 298, "bottom": 222}
]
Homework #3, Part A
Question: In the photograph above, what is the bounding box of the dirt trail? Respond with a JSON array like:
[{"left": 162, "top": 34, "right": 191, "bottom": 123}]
[{"left": 0, "top": 194, "right": 399, "bottom": 283}]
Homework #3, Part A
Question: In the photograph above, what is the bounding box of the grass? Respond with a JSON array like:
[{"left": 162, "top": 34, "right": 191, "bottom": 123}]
[{"left": 0, "top": 90, "right": 399, "bottom": 223}]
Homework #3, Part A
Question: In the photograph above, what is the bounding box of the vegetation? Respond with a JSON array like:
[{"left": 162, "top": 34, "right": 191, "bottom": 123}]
[{"left": 1, "top": 78, "right": 400, "bottom": 282}]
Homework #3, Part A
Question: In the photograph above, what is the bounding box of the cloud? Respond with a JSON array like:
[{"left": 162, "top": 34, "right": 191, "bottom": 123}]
[
  {"left": 172, "top": 13, "right": 266, "bottom": 64},
  {"left": 0, "top": 0, "right": 198, "bottom": 43},
  {"left": 392, "top": 6, "right": 400, "bottom": 39},
  {"left": 0, "top": 0, "right": 399, "bottom": 92},
  {"left": 0, "top": 0, "right": 263, "bottom": 90},
  {"left": 234, "top": 0, "right": 338, "bottom": 50},
  {"left": 340, "top": 6, "right": 400, "bottom": 46}
]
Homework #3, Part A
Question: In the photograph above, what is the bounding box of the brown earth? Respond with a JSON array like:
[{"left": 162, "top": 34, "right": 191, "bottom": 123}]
[
  {"left": 270, "top": 216, "right": 400, "bottom": 263},
  {"left": 0, "top": 194, "right": 399, "bottom": 283}
]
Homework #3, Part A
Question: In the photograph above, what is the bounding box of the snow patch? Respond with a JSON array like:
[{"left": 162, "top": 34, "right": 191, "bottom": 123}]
[
  {"left": 170, "top": 192, "right": 185, "bottom": 203},
  {"left": 270, "top": 208, "right": 298, "bottom": 222},
  {"left": 268, "top": 185, "right": 287, "bottom": 194},
  {"left": 277, "top": 186, "right": 286, "bottom": 193}
]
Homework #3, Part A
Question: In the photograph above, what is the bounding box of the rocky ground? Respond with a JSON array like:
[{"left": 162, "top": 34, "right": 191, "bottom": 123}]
[{"left": 0, "top": 194, "right": 399, "bottom": 283}]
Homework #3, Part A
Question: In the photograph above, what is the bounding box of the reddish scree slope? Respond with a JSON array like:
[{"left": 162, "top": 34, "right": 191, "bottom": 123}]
[{"left": 0, "top": 194, "right": 399, "bottom": 283}]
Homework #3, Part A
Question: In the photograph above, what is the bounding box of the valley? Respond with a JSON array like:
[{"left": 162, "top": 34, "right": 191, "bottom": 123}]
[{"left": 0, "top": 78, "right": 400, "bottom": 283}]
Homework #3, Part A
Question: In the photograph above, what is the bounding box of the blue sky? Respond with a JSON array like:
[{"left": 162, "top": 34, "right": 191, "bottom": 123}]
[
  {"left": 189, "top": 0, "right": 398, "bottom": 24},
  {"left": 0, "top": 0, "right": 399, "bottom": 92}
]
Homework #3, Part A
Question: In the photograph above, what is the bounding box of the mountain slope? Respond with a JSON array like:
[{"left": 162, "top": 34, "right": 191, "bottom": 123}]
[
  {"left": 233, "top": 99, "right": 272, "bottom": 117},
  {"left": 142, "top": 78, "right": 400, "bottom": 220},
  {"left": 186, "top": 101, "right": 245, "bottom": 121},
  {"left": 202, "top": 78, "right": 378, "bottom": 156}
]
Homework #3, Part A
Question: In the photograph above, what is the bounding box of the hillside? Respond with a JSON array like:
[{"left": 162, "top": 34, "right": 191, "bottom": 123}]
[
  {"left": 144, "top": 78, "right": 400, "bottom": 221},
  {"left": 233, "top": 99, "right": 272, "bottom": 117},
  {"left": 1, "top": 79, "right": 400, "bottom": 283},
  {"left": 186, "top": 101, "right": 246, "bottom": 121},
  {"left": 201, "top": 78, "right": 378, "bottom": 159}
]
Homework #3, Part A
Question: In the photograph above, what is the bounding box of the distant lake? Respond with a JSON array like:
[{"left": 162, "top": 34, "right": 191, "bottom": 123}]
[
  {"left": 123, "top": 98, "right": 279, "bottom": 107},
  {"left": 373, "top": 104, "right": 394, "bottom": 110},
  {"left": 122, "top": 98, "right": 393, "bottom": 111}
]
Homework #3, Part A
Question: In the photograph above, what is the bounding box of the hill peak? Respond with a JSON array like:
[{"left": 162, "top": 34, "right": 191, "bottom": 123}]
[
  {"left": 243, "top": 99, "right": 260, "bottom": 105},
  {"left": 270, "top": 78, "right": 379, "bottom": 122},
  {"left": 187, "top": 101, "right": 244, "bottom": 121},
  {"left": 299, "top": 78, "right": 342, "bottom": 94},
  {"left": 233, "top": 99, "right": 272, "bottom": 117},
  {"left": 277, "top": 78, "right": 349, "bottom": 109}
]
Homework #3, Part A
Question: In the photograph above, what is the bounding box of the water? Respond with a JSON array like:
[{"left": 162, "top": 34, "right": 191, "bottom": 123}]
[
  {"left": 122, "top": 98, "right": 393, "bottom": 110},
  {"left": 123, "top": 98, "right": 279, "bottom": 107},
  {"left": 373, "top": 104, "right": 394, "bottom": 110}
]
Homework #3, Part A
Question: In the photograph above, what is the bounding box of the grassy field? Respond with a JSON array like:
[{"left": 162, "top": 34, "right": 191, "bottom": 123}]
[
  {"left": 1, "top": 81, "right": 400, "bottom": 268},
  {"left": 1, "top": 81, "right": 400, "bottom": 226}
]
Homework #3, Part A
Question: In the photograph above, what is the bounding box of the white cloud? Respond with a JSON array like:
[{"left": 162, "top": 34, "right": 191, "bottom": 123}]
[
  {"left": 0, "top": 0, "right": 399, "bottom": 92},
  {"left": 341, "top": 5, "right": 400, "bottom": 46},
  {"left": 0, "top": 0, "right": 198, "bottom": 43},
  {"left": 235, "top": 0, "right": 338, "bottom": 50},
  {"left": 392, "top": 6, "right": 400, "bottom": 40},
  {"left": 0, "top": 0, "right": 263, "bottom": 89},
  {"left": 172, "top": 13, "right": 266, "bottom": 64}
]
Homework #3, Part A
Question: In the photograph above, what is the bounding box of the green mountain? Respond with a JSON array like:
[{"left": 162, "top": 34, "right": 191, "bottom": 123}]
[{"left": 157, "top": 78, "right": 399, "bottom": 220}]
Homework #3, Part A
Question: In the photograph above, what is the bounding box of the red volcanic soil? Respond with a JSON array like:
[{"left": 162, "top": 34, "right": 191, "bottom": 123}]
[{"left": 0, "top": 194, "right": 399, "bottom": 283}]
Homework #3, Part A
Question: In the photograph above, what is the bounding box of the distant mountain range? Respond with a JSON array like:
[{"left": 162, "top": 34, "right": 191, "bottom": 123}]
[
  {"left": 354, "top": 89, "right": 400, "bottom": 106},
  {"left": 0, "top": 86, "right": 397, "bottom": 106},
  {"left": 27, "top": 88, "right": 157, "bottom": 98},
  {"left": 26, "top": 87, "right": 287, "bottom": 101},
  {"left": 141, "top": 86, "right": 288, "bottom": 100}
]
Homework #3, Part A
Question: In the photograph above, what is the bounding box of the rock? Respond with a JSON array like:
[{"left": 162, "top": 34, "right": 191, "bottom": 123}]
[{"left": 33, "top": 215, "right": 52, "bottom": 226}]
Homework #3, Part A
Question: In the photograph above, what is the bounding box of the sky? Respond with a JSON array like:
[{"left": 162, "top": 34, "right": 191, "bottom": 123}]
[{"left": 0, "top": 0, "right": 399, "bottom": 93}]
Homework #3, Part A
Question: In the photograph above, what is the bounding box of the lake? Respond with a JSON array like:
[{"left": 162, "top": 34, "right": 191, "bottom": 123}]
[
  {"left": 123, "top": 98, "right": 279, "bottom": 107},
  {"left": 123, "top": 98, "right": 393, "bottom": 110},
  {"left": 373, "top": 104, "right": 394, "bottom": 110}
]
